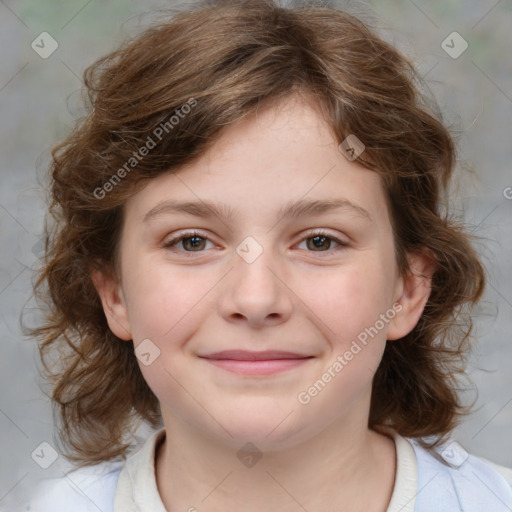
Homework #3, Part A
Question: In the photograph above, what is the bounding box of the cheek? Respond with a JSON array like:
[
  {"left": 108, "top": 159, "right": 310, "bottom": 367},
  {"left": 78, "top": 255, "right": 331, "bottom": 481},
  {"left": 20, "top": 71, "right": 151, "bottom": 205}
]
[
  {"left": 122, "top": 252, "right": 208, "bottom": 340},
  {"left": 124, "top": 264, "right": 207, "bottom": 409},
  {"left": 301, "top": 267, "right": 392, "bottom": 408},
  {"left": 300, "top": 262, "right": 393, "bottom": 339}
]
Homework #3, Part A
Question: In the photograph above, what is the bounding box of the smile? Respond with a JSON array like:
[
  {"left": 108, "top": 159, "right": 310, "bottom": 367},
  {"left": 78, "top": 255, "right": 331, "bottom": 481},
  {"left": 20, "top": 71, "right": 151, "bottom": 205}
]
[{"left": 198, "top": 350, "right": 314, "bottom": 376}]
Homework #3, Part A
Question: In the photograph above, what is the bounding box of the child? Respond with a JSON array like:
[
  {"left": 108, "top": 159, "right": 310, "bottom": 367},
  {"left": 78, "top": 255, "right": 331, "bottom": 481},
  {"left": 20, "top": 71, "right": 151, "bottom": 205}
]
[{"left": 24, "top": 0, "right": 512, "bottom": 510}]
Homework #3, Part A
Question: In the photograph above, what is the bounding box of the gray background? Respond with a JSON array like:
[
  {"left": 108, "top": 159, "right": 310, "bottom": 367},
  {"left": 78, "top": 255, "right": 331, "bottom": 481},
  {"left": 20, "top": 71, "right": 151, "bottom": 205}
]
[{"left": 1, "top": 0, "right": 511, "bottom": 509}]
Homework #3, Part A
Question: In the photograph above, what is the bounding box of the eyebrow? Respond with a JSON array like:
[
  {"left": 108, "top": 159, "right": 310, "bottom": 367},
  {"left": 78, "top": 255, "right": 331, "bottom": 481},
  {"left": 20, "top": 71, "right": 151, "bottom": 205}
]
[{"left": 143, "top": 197, "right": 372, "bottom": 223}]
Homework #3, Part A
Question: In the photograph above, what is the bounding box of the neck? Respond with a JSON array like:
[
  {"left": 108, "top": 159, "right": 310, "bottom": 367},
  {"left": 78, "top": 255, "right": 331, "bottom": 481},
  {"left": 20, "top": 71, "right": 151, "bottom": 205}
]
[{"left": 155, "top": 415, "right": 396, "bottom": 512}]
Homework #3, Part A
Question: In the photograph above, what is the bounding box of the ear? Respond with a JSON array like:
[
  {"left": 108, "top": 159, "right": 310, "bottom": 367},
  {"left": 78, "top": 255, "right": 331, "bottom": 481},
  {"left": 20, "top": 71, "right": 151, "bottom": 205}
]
[
  {"left": 90, "top": 268, "right": 132, "bottom": 341},
  {"left": 387, "top": 249, "right": 437, "bottom": 341}
]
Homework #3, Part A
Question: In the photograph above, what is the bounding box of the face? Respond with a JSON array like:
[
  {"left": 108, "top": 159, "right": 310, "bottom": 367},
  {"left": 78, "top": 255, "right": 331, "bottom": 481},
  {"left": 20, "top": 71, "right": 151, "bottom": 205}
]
[{"left": 95, "top": 94, "right": 432, "bottom": 451}]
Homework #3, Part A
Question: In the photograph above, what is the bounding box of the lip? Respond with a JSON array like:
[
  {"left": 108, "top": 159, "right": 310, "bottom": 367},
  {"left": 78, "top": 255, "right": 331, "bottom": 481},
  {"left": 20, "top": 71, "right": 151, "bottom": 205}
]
[
  {"left": 198, "top": 350, "right": 314, "bottom": 376},
  {"left": 200, "top": 350, "right": 311, "bottom": 360}
]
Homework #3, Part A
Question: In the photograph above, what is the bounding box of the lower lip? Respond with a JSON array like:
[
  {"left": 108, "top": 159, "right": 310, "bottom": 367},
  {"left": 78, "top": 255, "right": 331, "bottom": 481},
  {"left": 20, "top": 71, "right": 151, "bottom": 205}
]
[{"left": 202, "top": 358, "right": 311, "bottom": 375}]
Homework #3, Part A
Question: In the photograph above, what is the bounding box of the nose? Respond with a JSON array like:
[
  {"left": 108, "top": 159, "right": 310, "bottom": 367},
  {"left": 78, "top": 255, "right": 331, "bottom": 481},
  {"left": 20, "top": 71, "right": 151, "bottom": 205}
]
[{"left": 217, "top": 237, "right": 294, "bottom": 328}]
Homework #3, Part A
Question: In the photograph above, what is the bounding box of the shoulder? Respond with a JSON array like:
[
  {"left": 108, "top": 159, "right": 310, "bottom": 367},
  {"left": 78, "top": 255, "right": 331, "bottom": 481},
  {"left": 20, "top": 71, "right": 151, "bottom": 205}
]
[
  {"left": 407, "top": 436, "right": 512, "bottom": 512},
  {"left": 23, "top": 460, "right": 123, "bottom": 512},
  {"left": 479, "top": 456, "right": 512, "bottom": 485}
]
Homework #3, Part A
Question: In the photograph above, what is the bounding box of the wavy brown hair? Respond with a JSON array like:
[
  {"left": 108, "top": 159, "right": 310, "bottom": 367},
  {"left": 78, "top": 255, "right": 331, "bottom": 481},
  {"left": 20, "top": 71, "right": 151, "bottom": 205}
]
[{"left": 28, "top": 0, "right": 485, "bottom": 468}]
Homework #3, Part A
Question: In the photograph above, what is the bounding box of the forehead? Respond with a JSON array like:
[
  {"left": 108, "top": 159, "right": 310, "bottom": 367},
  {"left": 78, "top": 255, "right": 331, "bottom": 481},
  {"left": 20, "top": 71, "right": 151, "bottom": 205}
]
[{"left": 124, "top": 94, "right": 390, "bottom": 228}]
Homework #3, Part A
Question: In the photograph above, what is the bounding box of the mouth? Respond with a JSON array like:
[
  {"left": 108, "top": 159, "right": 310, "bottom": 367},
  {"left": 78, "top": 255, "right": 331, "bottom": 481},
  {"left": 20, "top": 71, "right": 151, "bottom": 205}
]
[{"left": 198, "top": 350, "right": 314, "bottom": 376}]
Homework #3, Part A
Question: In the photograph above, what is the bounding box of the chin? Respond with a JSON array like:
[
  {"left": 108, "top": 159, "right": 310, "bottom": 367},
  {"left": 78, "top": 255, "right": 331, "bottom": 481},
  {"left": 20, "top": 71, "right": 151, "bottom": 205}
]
[{"left": 214, "top": 407, "right": 308, "bottom": 450}]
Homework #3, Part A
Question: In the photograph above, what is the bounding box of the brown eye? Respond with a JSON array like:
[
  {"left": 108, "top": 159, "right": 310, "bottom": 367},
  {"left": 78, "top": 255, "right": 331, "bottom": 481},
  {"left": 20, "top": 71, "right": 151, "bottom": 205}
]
[
  {"left": 180, "top": 235, "right": 207, "bottom": 251},
  {"left": 298, "top": 230, "right": 349, "bottom": 254},
  {"left": 306, "top": 235, "right": 333, "bottom": 251},
  {"left": 163, "top": 231, "right": 213, "bottom": 253}
]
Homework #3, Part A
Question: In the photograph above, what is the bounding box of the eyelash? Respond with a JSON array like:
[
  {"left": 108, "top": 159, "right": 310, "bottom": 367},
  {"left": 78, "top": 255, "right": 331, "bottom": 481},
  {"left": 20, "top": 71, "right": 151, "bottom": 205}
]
[{"left": 162, "top": 229, "right": 349, "bottom": 257}]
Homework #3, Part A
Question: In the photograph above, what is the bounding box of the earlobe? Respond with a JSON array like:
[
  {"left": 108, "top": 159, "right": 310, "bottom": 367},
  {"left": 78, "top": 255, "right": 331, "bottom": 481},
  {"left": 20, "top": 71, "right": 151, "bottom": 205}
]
[
  {"left": 387, "top": 249, "right": 437, "bottom": 341},
  {"left": 90, "top": 269, "right": 132, "bottom": 341}
]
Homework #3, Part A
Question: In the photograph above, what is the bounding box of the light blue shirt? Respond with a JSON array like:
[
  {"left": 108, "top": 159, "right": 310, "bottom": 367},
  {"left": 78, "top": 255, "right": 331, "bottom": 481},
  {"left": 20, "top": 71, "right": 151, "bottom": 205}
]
[{"left": 14, "top": 428, "right": 512, "bottom": 511}]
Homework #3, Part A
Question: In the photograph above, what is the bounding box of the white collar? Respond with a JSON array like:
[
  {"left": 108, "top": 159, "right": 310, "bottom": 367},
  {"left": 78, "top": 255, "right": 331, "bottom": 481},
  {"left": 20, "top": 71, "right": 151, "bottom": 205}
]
[
  {"left": 114, "top": 427, "right": 168, "bottom": 512},
  {"left": 386, "top": 432, "right": 418, "bottom": 512},
  {"left": 113, "top": 428, "right": 418, "bottom": 511}
]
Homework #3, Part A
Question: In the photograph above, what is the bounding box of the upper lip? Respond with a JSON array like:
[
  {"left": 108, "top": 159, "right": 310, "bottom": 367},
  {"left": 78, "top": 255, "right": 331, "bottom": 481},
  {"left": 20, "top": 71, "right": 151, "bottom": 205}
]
[{"left": 199, "top": 350, "right": 313, "bottom": 361}]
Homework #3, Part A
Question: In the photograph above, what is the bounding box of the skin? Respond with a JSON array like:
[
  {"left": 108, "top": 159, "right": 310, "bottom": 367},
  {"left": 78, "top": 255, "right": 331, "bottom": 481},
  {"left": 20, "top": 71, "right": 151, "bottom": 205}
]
[{"left": 93, "top": 92, "right": 435, "bottom": 512}]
